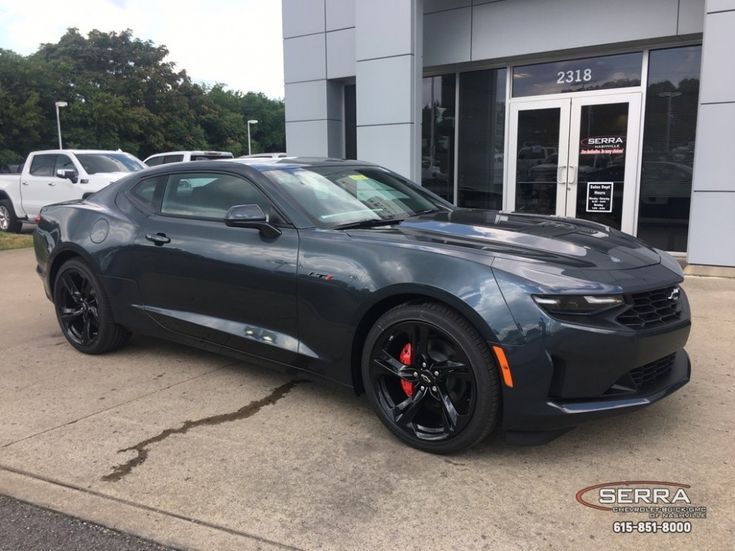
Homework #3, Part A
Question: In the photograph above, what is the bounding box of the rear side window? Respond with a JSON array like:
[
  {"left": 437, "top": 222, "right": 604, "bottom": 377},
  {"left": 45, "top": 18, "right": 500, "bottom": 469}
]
[
  {"left": 162, "top": 155, "right": 184, "bottom": 164},
  {"left": 146, "top": 156, "right": 164, "bottom": 167},
  {"left": 29, "top": 155, "right": 58, "bottom": 176},
  {"left": 130, "top": 176, "right": 166, "bottom": 212},
  {"left": 160, "top": 172, "right": 272, "bottom": 220}
]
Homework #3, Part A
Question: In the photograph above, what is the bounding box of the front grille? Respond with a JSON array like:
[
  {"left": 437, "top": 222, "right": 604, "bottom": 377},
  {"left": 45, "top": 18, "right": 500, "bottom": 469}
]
[
  {"left": 616, "top": 286, "right": 682, "bottom": 329},
  {"left": 629, "top": 353, "right": 676, "bottom": 389}
]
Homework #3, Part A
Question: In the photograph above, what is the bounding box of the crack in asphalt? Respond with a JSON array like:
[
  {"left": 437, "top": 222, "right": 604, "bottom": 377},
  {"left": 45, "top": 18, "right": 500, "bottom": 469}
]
[{"left": 102, "top": 380, "right": 302, "bottom": 482}]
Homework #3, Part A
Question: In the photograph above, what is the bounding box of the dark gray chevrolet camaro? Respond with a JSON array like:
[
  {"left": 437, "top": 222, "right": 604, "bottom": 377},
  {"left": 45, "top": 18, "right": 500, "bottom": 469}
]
[{"left": 33, "top": 158, "right": 691, "bottom": 453}]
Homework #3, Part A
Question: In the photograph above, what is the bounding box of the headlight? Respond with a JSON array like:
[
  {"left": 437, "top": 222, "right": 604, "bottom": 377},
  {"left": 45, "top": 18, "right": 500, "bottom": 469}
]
[{"left": 533, "top": 294, "right": 624, "bottom": 315}]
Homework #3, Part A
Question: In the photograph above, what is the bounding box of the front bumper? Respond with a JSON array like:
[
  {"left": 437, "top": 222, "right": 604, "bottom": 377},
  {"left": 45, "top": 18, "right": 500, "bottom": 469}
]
[{"left": 499, "top": 317, "right": 691, "bottom": 437}]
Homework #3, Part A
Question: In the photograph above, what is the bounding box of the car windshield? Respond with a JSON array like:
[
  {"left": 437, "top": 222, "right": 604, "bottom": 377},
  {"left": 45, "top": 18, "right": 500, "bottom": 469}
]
[
  {"left": 75, "top": 153, "right": 145, "bottom": 174},
  {"left": 263, "top": 166, "right": 446, "bottom": 227}
]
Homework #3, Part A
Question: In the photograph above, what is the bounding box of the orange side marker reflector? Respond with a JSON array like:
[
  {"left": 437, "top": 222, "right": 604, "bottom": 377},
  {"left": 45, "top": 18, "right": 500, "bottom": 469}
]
[{"left": 492, "top": 346, "right": 514, "bottom": 388}]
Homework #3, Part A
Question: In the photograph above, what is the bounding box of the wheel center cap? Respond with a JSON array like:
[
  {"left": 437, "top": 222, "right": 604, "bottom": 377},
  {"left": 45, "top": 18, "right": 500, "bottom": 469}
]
[{"left": 419, "top": 372, "right": 433, "bottom": 384}]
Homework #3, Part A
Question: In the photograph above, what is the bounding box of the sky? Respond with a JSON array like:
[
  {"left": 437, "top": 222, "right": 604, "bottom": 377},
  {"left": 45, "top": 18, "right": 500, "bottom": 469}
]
[{"left": 0, "top": 0, "right": 285, "bottom": 99}]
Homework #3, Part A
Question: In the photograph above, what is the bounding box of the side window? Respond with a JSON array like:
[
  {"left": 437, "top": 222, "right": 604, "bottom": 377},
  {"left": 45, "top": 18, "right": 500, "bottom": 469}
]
[
  {"left": 29, "top": 155, "right": 58, "bottom": 177},
  {"left": 160, "top": 173, "right": 272, "bottom": 220},
  {"left": 162, "top": 155, "right": 184, "bottom": 164},
  {"left": 55, "top": 155, "right": 76, "bottom": 174},
  {"left": 146, "top": 156, "right": 164, "bottom": 167},
  {"left": 130, "top": 176, "right": 166, "bottom": 212}
]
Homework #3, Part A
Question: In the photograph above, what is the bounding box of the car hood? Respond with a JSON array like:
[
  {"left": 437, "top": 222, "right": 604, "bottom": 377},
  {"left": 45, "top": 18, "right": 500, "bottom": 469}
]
[{"left": 358, "top": 209, "right": 661, "bottom": 271}]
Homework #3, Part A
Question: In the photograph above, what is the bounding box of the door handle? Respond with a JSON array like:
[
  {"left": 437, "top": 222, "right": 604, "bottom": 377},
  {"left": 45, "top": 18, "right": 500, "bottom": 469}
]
[
  {"left": 21, "top": 181, "right": 29, "bottom": 186},
  {"left": 145, "top": 233, "right": 171, "bottom": 246},
  {"left": 557, "top": 166, "right": 567, "bottom": 185},
  {"left": 567, "top": 166, "right": 577, "bottom": 186},
  {"left": 48, "top": 182, "right": 56, "bottom": 187}
]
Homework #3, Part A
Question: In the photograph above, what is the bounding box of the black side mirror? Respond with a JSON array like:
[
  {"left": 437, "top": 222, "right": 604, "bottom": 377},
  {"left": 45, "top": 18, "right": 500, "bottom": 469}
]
[
  {"left": 224, "top": 204, "right": 282, "bottom": 238},
  {"left": 56, "top": 169, "right": 78, "bottom": 183}
]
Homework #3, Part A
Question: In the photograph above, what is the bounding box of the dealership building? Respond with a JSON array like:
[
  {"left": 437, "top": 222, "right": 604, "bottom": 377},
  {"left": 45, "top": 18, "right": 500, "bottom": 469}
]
[{"left": 281, "top": 0, "right": 735, "bottom": 270}]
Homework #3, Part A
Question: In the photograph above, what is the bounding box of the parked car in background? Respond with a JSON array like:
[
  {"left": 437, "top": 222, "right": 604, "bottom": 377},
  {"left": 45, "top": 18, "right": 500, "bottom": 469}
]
[
  {"left": 34, "top": 158, "right": 691, "bottom": 453},
  {"left": 144, "top": 151, "right": 234, "bottom": 166},
  {"left": 238, "top": 153, "right": 288, "bottom": 160},
  {"left": 0, "top": 149, "right": 145, "bottom": 233}
]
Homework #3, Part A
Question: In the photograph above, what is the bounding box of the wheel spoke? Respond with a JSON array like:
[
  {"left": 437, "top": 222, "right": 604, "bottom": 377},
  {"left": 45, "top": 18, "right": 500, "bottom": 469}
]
[
  {"left": 60, "top": 307, "right": 84, "bottom": 321},
  {"left": 436, "top": 386, "right": 463, "bottom": 433},
  {"left": 83, "top": 315, "right": 93, "bottom": 344},
  {"left": 61, "top": 274, "right": 82, "bottom": 303},
  {"left": 409, "top": 323, "right": 430, "bottom": 360},
  {"left": 373, "top": 349, "right": 417, "bottom": 380},
  {"left": 392, "top": 387, "right": 427, "bottom": 426},
  {"left": 432, "top": 359, "right": 468, "bottom": 375}
]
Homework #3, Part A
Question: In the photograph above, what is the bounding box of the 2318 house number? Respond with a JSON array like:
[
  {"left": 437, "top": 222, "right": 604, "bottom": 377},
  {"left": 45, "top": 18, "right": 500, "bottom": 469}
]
[{"left": 557, "top": 68, "right": 592, "bottom": 84}]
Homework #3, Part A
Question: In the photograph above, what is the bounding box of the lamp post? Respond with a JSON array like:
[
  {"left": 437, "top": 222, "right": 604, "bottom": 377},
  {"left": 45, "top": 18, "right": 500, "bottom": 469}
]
[
  {"left": 657, "top": 91, "right": 682, "bottom": 154},
  {"left": 247, "top": 119, "right": 259, "bottom": 155},
  {"left": 55, "top": 101, "right": 68, "bottom": 149}
]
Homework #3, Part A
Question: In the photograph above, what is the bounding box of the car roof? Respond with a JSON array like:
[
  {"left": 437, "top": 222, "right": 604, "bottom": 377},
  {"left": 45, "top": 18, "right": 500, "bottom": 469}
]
[
  {"left": 220, "top": 157, "right": 377, "bottom": 171},
  {"left": 145, "top": 151, "right": 233, "bottom": 157},
  {"left": 32, "top": 149, "right": 135, "bottom": 155}
]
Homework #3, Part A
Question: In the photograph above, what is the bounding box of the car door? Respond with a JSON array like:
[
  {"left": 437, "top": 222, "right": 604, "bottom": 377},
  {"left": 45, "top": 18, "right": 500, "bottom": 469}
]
[
  {"left": 127, "top": 170, "right": 300, "bottom": 365},
  {"left": 22, "top": 154, "right": 72, "bottom": 216}
]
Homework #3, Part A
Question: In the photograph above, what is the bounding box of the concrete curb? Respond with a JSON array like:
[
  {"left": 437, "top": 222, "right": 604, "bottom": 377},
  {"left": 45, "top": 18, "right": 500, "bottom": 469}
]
[{"left": 0, "top": 465, "right": 299, "bottom": 551}]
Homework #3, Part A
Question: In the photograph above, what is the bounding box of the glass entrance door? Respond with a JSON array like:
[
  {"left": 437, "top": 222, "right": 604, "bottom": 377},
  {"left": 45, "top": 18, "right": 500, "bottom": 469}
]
[
  {"left": 508, "top": 92, "right": 641, "bottom": 233},
  {"left": 508, "top": 99, "right": 571, "bottom": 217}
]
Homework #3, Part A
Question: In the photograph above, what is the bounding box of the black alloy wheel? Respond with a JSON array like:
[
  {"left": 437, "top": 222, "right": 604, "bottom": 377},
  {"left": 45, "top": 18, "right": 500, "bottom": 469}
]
[
  {"left": 363, "top": 302, "right": 500, "bottom": 454},
  {"left": 53, "top": 259, "right": 130, "bottom": 354}
]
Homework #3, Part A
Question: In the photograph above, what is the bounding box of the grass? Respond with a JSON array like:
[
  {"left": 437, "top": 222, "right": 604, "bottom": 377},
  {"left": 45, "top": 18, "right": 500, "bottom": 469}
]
[{"left": 0, "top": 232, "right": 33, "bottom": 250}]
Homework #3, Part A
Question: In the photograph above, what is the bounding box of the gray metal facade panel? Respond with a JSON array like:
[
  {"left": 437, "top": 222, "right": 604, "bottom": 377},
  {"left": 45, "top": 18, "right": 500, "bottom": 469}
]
[
  {"left": 356, "top": 55, "right": 415, "bottom": 126},
  {"left": 285, "top": 120, "right": 330, "bottom": 156},
  {"left": 355, "top": 0, "right": 415, "bottom": 60},
  {"left": 687, "top": 193, "right": 735, "bottom": 265},
  {"left": 706, "top": 0, "right": 735, "bottom": 12},
  {"left": 283, "top": 33, "right": 327, "bottom": 84},
  {"left": 424, "top": 0, "right": 470, "bottom": 14},
  {"left": 423, "top": 8, "right": 472, "bottom": 66},
  {"left": 698, "top": 10, "right": 735, "bottom": 103},
  {"left": 690, "top": 104, "right": 735, "bottom": 192},
  {"left": 471, "top": 0, "right": 679, "bottom": 61},
  {"left": 327, "top": 28, "right": 356, "bottom": 79},
  {"left": 326, "top": 0, "right": 356, "bottom": 30},
  {"left": 284, "top": 80, "right": 328, "bottom": 122},
  {"left": 678, "top": 0, "right": 706, "bottom": 34},
  {"left": 282, "top": 0, "right": 326, "bottom": 38}
]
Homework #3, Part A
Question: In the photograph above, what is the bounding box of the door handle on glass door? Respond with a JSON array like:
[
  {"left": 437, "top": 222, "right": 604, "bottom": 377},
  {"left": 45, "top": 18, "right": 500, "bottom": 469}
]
[
  {"left": 567, "top": 166, "right": 577, "bottom": 185},
  {"left": 557, "top": 166, "right": 567, "bottom": 184}
]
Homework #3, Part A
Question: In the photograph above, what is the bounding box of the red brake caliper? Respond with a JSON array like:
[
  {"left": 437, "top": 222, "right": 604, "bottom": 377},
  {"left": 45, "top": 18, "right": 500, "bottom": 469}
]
[{"left": 399, "top": 343, "right": 414, "bottom": 398}]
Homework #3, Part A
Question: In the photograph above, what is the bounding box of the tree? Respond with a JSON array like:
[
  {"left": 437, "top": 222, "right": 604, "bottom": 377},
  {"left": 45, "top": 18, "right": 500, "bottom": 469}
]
[{"left": 0, "top": 29, "right": 285, "bottom": 162}]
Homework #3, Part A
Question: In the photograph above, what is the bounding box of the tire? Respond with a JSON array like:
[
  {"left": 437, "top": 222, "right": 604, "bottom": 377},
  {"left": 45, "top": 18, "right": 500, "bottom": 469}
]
[
  {"left": 0, "top": 199, "right": 23, "bottom": 233},
  {"left": 53, "top": 258, "right": 130, "bottom": 354},
  {"left": 362, "top": 302, "right": 500, "bottom": 454}
]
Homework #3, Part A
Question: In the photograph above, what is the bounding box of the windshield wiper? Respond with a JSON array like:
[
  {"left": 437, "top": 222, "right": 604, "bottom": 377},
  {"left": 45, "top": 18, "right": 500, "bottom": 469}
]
[{"left": 332, "top": 217, "right": 405, "bottom": 230}]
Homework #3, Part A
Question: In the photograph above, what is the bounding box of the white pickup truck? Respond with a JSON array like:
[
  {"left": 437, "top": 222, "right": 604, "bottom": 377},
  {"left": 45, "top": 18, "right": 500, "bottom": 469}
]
[{"left": 0, "top": 149, "right": 145, "bottom": 233}]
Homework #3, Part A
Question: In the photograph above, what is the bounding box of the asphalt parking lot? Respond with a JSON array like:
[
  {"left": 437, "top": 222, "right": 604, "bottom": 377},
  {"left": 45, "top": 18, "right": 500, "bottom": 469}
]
[{"left": 1, "top": 247, "right": 733, "bottom": 550}]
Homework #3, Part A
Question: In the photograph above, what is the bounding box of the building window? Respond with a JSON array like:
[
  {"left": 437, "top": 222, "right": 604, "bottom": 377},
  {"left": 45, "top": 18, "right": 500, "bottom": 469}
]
[
  {"left": 457, "top": 68, "right": 507, "bottom": 210},
  {"left": 637, "top": 45, "right": 702, "bottom": 252},
  {"left": 421, "top": 74, "right": 456, "bottom": 202}
]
